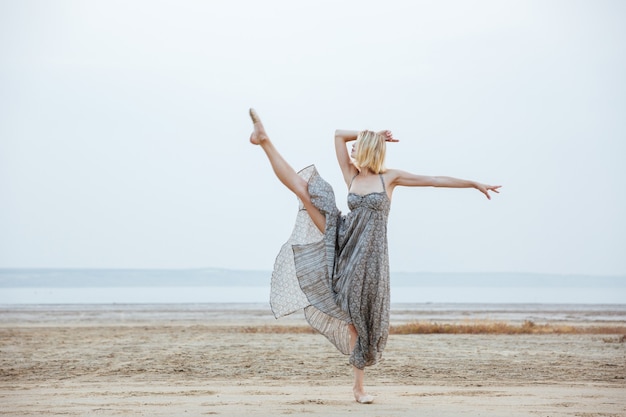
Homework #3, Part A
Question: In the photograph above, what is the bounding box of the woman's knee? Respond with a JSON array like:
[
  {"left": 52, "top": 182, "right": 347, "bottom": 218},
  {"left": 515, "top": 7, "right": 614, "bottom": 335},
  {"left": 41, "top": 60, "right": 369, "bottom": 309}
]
[{"left": 293, "top": 178, "right": 326, "bottom": 233}]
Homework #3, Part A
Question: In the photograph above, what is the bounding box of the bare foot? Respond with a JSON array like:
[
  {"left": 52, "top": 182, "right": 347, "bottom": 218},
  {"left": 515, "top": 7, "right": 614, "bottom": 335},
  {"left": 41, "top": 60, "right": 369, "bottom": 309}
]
[
  {"left": 249, "top": 108, "right": 268, "bottom": 145},
  {"left": 353, "top": 388, "right": 374, "bottom": 404}
]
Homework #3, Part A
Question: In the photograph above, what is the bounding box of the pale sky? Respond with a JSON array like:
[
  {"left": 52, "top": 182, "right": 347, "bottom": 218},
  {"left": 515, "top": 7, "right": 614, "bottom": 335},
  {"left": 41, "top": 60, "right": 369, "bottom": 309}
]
[{"left": 1, "top": 0, "right": 625, "bottom": 275}]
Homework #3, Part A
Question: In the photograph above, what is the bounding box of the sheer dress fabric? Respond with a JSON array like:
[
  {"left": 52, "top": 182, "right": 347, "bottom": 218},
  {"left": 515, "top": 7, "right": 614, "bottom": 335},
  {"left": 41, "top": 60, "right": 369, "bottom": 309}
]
[{"left": 269, "top": 165, "right": 391, "bottom": 370}]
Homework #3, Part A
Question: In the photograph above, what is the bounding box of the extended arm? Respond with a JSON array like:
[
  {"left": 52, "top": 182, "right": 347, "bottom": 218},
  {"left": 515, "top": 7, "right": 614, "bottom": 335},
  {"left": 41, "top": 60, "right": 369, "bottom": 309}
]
[{"left": 388, "top": 169, "right": 501, "bottom": 199}]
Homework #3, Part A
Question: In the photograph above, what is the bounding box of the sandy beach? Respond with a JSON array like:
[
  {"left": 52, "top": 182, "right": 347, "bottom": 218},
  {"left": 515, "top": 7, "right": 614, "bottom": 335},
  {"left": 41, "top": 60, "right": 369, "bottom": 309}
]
[{"left": 1, "top": 304, "right": 625, "bottom": 416}]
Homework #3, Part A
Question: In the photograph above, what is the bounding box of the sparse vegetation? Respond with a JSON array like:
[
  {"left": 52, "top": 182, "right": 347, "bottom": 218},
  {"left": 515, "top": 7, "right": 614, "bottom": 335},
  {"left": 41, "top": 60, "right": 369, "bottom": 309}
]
[
  {"left": 227, "top": 321, "right": 626, "bottom": 335},
  {"left": 602, "top": 335, "right": 626, "bottom": 343},
  {"left": 238, "top": 325, "right": 316, "bottom": 334},
  {"left": 390, "top": 320, "right": 626, "bottom": 335}
]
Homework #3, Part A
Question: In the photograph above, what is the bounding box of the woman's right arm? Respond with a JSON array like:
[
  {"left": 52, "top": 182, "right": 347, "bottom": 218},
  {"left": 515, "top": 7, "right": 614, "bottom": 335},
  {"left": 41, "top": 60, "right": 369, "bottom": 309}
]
[{"left": 334, "top": 130, "right": 359, "bottom": 186}]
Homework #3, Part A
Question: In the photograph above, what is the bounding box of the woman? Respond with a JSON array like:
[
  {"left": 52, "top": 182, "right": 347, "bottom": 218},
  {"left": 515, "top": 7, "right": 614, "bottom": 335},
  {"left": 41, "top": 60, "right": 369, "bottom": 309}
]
[{"left": 248, "top": 108, "right": 500, "bottom": 404}]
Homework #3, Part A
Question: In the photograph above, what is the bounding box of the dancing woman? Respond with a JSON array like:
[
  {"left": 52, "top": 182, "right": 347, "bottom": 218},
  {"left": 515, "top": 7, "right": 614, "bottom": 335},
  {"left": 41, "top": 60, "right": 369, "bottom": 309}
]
[{"left": 248, "top": 108, "right": 500, "bottom": 404}]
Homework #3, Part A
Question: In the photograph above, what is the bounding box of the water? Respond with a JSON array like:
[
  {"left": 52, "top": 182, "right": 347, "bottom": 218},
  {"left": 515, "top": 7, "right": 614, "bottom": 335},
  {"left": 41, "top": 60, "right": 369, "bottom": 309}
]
[
  {"left": 0, "top": 269, "right": 624, "bottom": 305},
  {"left": 0, "top": 285, "right": 624, "bottom": 305},
  {"left": 0, "top": 286, "right": 270, "bottom": 304}
]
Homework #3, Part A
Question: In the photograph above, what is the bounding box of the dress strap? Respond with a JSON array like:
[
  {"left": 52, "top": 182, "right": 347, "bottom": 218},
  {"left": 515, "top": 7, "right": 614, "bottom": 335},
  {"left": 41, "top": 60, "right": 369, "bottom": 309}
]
[
  {"left": 349, "top": 173, "right": 359, "bottom": 189},
  {"left": 379, "top": 174, "right": 386, "bottom": 191}
]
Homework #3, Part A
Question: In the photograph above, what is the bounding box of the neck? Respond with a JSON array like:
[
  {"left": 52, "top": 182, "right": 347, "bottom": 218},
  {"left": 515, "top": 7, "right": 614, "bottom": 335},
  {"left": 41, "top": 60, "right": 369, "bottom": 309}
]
[{"left": 359, "top": 167, "right": 376, "bottom": 176}]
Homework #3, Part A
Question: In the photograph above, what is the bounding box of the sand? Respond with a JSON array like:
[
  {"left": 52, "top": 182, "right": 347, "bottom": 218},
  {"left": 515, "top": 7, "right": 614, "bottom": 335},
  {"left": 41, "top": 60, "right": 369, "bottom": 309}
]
[{"left": 1, "top": 305, "right": 625, "bottom": 416}]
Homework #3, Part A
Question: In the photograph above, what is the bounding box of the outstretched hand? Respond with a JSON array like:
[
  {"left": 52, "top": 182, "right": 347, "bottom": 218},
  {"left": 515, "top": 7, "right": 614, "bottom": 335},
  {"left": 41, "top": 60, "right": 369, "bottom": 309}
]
[
  {"left": 476, "top": 184, "right": 502, "bottom": 200},
  {"left": 378, "top": 130, "right": 399, "bottom": 142}
]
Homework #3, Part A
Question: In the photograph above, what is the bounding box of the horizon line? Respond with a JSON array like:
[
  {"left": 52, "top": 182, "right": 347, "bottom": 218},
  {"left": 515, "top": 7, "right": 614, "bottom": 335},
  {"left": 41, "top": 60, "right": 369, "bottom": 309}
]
[{"left": 0, "top": 267, "right": 624, "bottom": 278}]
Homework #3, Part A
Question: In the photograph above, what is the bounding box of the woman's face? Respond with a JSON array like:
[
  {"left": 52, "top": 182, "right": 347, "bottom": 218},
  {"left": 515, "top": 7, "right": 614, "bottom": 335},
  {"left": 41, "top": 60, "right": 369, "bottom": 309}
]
[{"left": 350, "top": 141, "right": 358, "bottom": 159}]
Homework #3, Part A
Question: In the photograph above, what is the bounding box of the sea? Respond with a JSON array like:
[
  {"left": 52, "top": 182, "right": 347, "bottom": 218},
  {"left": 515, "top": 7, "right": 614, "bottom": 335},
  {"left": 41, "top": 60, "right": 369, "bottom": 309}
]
[
  {"left": 0, "top": 268, "right": 624, "bottom": 305},
  {"left": 1, "top": 269, "right": 625, "bottom": 325}
]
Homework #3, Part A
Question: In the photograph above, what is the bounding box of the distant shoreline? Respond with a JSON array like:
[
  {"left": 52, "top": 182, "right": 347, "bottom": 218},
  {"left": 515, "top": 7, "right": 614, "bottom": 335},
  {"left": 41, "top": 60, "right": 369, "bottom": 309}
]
[
  {"left": 1, "top": 268, "right": 625, "bottom": 288},
  {"left": 1, "top": 269, "right": 624, "bottom": 305},
  {"left": 2, "top": 302, "right": 625, "bottom": 329},
  {"left": 1, "top": 285, "right": 625, "bottom": 305}
]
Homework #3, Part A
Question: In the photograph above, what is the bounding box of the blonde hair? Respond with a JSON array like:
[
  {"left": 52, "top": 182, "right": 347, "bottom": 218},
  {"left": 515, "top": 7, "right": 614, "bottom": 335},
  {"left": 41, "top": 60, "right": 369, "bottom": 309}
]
[{"left": 354, "top": 130, "right": 386, "bottom": 174}]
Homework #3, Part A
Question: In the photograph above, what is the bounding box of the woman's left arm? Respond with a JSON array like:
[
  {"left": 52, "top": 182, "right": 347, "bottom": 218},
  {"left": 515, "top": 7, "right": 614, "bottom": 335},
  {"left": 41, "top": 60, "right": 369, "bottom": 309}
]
[{"left": 388, "top": 169, "right": 501, "bottom": 200}]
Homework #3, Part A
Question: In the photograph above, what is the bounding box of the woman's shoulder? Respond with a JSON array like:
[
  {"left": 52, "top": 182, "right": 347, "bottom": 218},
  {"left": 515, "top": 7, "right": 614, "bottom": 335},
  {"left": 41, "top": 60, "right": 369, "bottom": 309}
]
[
  {"left": 382, "top": 168, "right": 402, "bottom": 179},
  {"left": 383, "top": 168, "right": 431, "bottom": 188}
]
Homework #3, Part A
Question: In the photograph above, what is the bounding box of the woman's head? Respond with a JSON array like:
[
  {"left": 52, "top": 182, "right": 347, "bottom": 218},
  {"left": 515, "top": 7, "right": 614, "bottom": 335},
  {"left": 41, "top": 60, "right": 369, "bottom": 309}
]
[{"left": 352, "top": 130, "right": 386, "bottom": 173}]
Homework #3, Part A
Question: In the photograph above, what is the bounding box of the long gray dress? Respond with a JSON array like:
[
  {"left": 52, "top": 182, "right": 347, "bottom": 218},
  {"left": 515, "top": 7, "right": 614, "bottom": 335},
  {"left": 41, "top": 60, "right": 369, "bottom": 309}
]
[{"left": 269, "top": 165, "right": 391, "bottom": 370}]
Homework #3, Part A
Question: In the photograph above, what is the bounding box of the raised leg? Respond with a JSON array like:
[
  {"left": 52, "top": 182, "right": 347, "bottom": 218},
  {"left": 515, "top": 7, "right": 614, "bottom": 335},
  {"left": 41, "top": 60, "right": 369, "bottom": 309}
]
[
  {"left": 249, "top": 109, "right": 326, "bottom": 233},
  {"left": 349, "top": 324, "right": 374, "bottom": 404}
]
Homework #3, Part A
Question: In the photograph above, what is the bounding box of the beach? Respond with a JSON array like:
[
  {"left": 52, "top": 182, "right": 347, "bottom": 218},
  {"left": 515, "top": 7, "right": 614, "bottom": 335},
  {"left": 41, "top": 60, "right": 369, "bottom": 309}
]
[{"left": 1, "top": 304, "right": 625, "bottom": 416}]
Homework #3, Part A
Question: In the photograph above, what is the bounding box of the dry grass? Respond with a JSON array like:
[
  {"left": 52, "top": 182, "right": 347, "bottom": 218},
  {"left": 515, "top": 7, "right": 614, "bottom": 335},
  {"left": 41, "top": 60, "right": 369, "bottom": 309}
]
[
  {"left": 230, "top": 321, "right": 626, "bottom": 336},
  {"left": 237, "top": 325, "right": 316, "bottom": 334},
  {"left": 391, "top": 320, "right": 626, "bottom": 335}
]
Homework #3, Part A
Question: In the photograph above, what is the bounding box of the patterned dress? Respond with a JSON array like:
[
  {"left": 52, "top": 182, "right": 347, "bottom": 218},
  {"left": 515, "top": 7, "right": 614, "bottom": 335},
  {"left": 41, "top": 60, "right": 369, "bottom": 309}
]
[{"left": 270, "top": 165, "right": 391, "bottom": 370}]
